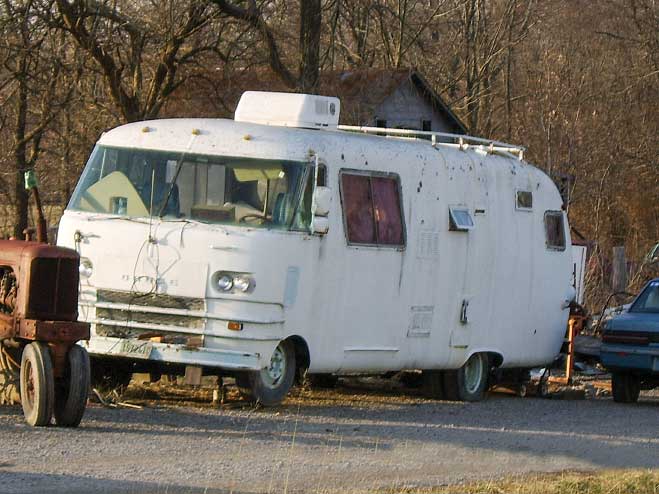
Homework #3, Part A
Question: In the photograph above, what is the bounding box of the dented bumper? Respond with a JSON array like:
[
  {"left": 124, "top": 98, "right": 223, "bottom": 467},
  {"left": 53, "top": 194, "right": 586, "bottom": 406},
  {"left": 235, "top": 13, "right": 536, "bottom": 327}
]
[{"left": 82, "top": 335, "right": 263, "bottom": 371}]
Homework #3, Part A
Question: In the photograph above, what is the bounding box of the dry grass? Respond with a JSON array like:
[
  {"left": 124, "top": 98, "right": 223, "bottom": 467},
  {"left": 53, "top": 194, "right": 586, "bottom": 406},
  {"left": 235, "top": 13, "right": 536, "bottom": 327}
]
[{"left": 400, "top": 470, "right": 659, "bottom": 494}]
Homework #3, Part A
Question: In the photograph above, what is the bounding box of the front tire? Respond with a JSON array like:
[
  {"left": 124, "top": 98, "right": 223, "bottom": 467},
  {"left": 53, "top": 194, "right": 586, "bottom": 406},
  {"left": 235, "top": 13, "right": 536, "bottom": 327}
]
[
  {"left": 611, "top": 371, "right": 640, "bottom": 403},
  {"left": 20, "top": 342, "right": 55, "bottom": 427},
  {"left": 54, "top": 345, "right": 91, "bottom": 427},
  {"left": 236, "top": 340, "right": 296, "bottom": 406},
  {"left": 444, "top": 353, "right": 489, "bottom": 402}
]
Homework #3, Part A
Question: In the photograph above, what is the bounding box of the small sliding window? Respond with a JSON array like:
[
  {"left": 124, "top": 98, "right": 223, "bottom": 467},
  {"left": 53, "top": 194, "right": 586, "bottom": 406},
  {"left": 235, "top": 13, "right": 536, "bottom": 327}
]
[
  {"left": 544, "top": 210, "right": 566, "bottom": 250},
  {"left": 516, "top": 190, "right": 533, "bottom": 210},
  {"left": 340, "top": 170, "right": 405, "bottom": 248},
  {"left": 449, "top": 206, "right": 474, "bottom": 231}
]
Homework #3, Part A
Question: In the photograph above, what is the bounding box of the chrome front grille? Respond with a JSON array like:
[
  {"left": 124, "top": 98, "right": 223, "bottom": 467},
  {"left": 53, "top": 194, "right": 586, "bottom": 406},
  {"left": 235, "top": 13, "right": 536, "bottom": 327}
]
[
  {"left": 94, "top": 290, "right": 206, "bottom": 340},
  {"left": 96, "top": 308, "right": 204, "bottom": 329},
  {"left": 97, "top": 290, "right": 205, "bottom": 311}
]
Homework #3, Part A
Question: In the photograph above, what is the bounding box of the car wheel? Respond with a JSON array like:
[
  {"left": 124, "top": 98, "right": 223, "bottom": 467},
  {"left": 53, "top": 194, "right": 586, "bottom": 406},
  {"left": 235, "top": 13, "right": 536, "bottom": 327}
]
[
  {"left": 444, "top": 353, "right": 489, "bottom": 402},
  {"left": 611, "top": 371, "right": 640, "bottom": 403},
  {"left": 236, "top": 340, "right": 296, "bottom": 406}
]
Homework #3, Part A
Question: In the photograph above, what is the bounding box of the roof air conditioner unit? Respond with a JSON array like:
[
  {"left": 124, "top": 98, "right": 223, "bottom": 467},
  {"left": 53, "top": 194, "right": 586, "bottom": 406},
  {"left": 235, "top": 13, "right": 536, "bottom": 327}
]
[{"left": 234, "top": 91, "right": 340, "bottom": 130}]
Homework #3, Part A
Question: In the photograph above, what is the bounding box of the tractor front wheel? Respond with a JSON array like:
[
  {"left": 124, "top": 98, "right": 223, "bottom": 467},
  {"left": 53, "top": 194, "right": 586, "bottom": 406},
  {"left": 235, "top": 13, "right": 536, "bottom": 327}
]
[
  {"left": 20, "top": 342, "right": 55, "bottom": 427},
  {"left": 54, "top": 345, "right": 91, "bottom": 427}
]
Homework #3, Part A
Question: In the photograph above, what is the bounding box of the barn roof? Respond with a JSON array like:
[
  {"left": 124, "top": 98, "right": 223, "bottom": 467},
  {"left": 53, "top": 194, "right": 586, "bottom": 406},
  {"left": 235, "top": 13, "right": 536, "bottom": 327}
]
[
  {"left": 324, "top": 69, "right": 468, "bottom": 134},
  {"left": 170, "top": 68, "right": 467, "bottom": 134}
]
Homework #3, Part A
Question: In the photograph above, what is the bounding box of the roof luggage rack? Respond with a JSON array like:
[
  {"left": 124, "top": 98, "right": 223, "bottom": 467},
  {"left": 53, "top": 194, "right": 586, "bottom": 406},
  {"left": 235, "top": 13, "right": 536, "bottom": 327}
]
[{"left": 337, "top": 125, "right": 525, "bottom": 161}]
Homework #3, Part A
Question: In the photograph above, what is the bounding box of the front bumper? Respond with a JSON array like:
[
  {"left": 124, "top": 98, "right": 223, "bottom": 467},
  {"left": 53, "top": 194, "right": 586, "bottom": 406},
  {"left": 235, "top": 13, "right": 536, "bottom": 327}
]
[
  {"left": 82, "top": 336, "right": 263, "bottom": 371},
  {"left": 77, "top": 288, "right": 286, "bottom": 372}
]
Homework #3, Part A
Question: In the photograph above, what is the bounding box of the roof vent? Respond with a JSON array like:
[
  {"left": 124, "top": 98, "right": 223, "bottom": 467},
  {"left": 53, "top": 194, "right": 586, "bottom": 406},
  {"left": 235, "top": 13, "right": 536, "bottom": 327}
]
[{"left": 235, "top": 91, "right": 340, "bottom": 130}]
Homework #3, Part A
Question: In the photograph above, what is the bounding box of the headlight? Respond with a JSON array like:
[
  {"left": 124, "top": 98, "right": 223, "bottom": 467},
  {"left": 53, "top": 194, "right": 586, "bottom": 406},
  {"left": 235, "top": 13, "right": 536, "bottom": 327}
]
[
  {"left": 216, "top": 274, "right": 234, "bottom": 291},
  {"left": 79, "top": 257, "right": 93, "bottom": 278},
  {"left": 213, "top": 271, "right": 254, "bottom": 293},
  {"left": 233, "top": 275, "right": 252, "bottom": 293}
]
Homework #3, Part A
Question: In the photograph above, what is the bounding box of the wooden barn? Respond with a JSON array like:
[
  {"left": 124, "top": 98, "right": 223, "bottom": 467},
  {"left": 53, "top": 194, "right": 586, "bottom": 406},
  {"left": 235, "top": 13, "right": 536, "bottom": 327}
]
[{"left": 169, "top": 68, "right": 467, "bottom": 135}]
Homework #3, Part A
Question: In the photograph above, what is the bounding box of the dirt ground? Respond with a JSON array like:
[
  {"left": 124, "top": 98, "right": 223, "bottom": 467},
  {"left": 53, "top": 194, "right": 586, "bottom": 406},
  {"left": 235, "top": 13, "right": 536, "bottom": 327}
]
[{"left": 0, "top": 378, "right": 657, "bottom": 494}]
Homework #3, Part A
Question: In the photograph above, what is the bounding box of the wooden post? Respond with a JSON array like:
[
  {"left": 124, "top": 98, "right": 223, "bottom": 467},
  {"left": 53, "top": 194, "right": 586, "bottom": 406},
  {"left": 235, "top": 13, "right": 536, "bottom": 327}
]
[
  {"left": 612, "top": 246, "right": 627, "bottom": 294},
  {"left": 565, "top": 318, "right": 575, "bottom": 384}
]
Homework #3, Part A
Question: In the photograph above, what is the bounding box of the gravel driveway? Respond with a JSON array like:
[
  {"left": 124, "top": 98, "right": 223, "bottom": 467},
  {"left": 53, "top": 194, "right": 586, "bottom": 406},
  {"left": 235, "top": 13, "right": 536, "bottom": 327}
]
[{"left": 1, "top": 381, "right": 657, "bottom": 494}]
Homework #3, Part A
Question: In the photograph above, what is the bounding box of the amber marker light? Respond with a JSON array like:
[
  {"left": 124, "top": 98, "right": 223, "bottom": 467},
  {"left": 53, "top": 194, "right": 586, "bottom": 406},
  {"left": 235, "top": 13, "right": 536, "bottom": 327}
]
[{"left": 227, "top": 321, "right": 243, "bottom": 331}]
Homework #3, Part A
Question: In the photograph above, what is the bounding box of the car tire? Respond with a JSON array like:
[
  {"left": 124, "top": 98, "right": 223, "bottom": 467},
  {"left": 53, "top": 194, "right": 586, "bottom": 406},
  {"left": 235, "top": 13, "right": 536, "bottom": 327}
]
[
  {"left": 611, "top": 371, "right": 640, "bottom": 403},
  {"left": 236, "top": 340, "right": 296, "bottom": 406},
  {"left": 443, "top": 353, "right": 489, "bottom": 402}
]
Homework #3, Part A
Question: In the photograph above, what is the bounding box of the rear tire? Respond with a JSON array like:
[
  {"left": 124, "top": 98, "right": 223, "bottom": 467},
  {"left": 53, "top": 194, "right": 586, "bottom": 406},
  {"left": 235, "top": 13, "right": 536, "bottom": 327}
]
[
  {"left": 20, "top": 342, "right": 55, "bottom": 427},
  {"left": 444, "top": 353, "right": 489, "bottom": 402},
  {"left": 236, "top": 340, "right": 296, "bottom": 406},
  {"left": 54, "top": 345, "right": 91, "bottom": 427},
  {"left": 611, "top": 372, "right": 640, "bottom": 403}
]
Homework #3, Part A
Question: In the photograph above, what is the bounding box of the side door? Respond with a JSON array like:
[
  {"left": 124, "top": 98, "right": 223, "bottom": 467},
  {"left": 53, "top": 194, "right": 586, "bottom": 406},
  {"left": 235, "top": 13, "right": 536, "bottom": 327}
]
[{"left": 334, "top": 169, "right": 407, "bottom": 371}]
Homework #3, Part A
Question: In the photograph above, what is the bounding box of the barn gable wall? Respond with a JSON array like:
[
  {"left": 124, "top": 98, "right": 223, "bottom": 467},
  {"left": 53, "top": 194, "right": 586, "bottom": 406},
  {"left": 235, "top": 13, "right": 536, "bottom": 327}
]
[{"left": 373, "top": 80, "right": 457, "bottom": 133}]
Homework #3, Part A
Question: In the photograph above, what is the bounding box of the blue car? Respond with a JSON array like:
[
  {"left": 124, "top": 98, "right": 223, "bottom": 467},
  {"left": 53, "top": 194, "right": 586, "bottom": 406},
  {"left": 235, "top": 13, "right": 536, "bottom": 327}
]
[{"left": 600, "top": 278, "right": 659, "bottom": 403}]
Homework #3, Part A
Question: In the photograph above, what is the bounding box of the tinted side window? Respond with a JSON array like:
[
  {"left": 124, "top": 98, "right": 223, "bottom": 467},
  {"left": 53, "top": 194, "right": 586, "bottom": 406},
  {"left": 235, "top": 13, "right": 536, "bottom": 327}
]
[
  {"left": 544, "top": 211, "right": 566, "bottom": 250},
  {"left": 341, "top": 174, "right": 376, "bottom": 244},
  {"left": 371, "top": 176, "right": 404, "bottom": 245},
  {"left": 340, "top": 171, "right": 405, "bottom": 247}
]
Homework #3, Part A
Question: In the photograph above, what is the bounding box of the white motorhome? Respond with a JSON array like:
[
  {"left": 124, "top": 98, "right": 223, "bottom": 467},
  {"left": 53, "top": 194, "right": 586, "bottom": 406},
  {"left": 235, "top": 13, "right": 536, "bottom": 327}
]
[{"left": 57, "top": 91, "right": 575, "bottom": 404}]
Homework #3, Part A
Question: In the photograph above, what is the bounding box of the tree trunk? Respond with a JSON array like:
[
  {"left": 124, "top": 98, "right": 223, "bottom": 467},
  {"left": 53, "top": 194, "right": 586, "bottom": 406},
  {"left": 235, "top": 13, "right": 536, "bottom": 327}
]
[
  {"left": 299, "top": 0, "right": 321, "bottom": 93},
  {"left": 12, "top": 63, "right": 29, "bottom": 240}
]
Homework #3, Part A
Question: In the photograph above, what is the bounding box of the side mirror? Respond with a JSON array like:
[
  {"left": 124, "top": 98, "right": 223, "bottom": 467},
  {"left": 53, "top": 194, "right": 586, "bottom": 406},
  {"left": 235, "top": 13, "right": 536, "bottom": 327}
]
[
  {"left": 311, "top": 216, "right": 329, "bottom": 234},
  {"left": 311, "top": 186, "right": 332, "bottom": 235},
  {"left": 313, "top": 186, "right": 332, "bottom": 216}
]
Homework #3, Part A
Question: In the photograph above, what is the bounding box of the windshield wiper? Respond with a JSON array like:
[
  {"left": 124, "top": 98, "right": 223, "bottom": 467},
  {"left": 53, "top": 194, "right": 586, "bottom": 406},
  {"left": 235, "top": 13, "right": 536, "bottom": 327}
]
[{"left": 158, "top": 152, "right": 187, "bottom": 218}]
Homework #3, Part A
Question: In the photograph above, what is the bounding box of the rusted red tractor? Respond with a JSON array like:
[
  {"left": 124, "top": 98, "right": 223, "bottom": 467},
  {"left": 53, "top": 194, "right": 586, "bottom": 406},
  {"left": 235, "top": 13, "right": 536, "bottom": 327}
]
[{"left": 0, "top": 240, "right": 90, "bottom": 426}]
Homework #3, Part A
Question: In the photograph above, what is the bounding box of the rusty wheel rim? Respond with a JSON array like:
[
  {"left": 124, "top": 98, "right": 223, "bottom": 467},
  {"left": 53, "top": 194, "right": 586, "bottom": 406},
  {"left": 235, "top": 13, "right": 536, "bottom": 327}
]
[{"left": 23, "top": 358, "right": 36, "bottom": 411}]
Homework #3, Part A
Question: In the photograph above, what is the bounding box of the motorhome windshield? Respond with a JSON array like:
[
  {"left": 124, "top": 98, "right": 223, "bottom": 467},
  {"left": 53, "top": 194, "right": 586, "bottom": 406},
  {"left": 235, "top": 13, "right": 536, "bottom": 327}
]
[{"left": 68, "top": 145, "right": 313, "bottom": 231}]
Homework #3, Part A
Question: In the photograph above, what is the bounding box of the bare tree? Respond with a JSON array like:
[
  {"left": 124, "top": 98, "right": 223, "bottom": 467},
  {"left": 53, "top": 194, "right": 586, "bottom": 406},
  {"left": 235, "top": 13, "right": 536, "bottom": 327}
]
[
  {"left": 210, "top": 0, "right": 322, "bottom": 93},
  {"left": 54, "top": 0, "right": 226, "bottom": 123},
  {"left": 0, "top": 0, "right": 73, "bottom": 238}
]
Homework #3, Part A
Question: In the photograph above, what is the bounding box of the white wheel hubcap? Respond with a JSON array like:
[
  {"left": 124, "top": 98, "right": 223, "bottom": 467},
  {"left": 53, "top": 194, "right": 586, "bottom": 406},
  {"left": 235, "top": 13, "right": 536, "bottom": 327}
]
[
  {"left": 262, "top": 345, "right": 286, "bottom": 389},
  {"left": 463, "top": 354, "right": 484, "bottom": 394}
]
